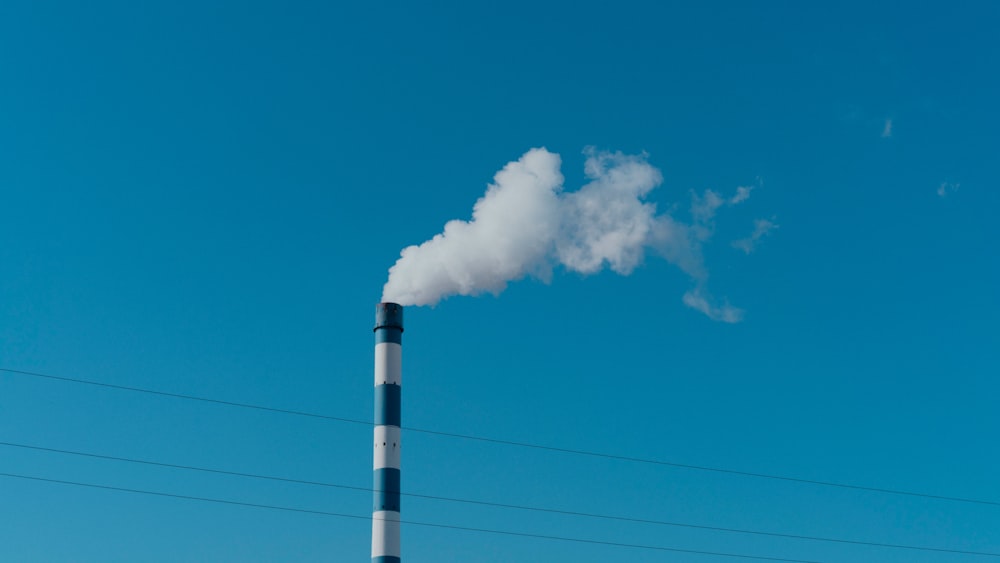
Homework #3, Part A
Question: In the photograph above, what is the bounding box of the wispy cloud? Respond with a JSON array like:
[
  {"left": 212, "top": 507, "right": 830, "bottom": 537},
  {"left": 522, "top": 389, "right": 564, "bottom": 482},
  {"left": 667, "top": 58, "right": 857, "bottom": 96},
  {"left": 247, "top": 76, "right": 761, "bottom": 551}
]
[
  {"left": 881, "top": 118, "right": 893, "bottom": 138},
  {"left": 937, "top": 182, "right": 959, "bottom": 197},
  {"left": 691, "top": 189, "right": 725, "bottom": 227},
  {"left": 682, "top": 288, "right": 744, "bottom": 323},
  {"left": 732, "top": 218, "right": 778, "bottom": 254},
  {"left": 730, "top": 185, "right": 753, "bottom": 204},
  {"left": 690, "top": 184, "right": 754, "bottom": 241},
  {"left": 679, "top": 185, "right": 761, "bottom": 321}
]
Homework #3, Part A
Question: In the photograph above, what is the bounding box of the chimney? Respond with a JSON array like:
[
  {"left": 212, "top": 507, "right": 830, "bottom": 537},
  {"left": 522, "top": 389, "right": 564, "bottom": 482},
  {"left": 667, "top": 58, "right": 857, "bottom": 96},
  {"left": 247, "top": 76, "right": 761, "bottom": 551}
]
[{"left": 372, "top": 303, "right": 403, "bottom": 563}]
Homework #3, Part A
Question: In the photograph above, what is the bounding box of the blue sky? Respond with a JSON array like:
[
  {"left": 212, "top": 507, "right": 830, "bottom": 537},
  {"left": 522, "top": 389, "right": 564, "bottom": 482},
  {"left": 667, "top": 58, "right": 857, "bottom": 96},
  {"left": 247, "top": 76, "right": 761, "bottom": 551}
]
[{"left": 1, "top": 1, "right": 998, "bottom": 561}]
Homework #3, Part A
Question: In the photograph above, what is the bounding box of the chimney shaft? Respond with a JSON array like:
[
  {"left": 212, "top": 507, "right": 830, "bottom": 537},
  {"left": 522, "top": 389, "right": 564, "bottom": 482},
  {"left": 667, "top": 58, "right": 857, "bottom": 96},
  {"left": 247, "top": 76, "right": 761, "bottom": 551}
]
[{"left": 372, "top": 303, "right": 403, "bottom": 563}]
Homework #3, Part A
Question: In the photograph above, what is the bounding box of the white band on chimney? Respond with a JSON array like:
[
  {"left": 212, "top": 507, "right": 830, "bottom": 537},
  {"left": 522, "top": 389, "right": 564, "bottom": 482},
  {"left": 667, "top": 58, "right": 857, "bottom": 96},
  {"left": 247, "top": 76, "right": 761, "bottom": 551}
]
[
  {"left": 371, "top": 510, "right": 401, "bottom": 558},
  {"left": 374, "top": 342, "right": 402, "bottom": 386},
  {"left": 373, "top": 425, "right": 401, "bottom": 470}
]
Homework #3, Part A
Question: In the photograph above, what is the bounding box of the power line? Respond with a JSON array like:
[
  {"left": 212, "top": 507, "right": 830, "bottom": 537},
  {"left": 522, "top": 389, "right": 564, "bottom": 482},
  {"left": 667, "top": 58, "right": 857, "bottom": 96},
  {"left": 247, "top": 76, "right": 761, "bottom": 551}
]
[
  {"left": 4, "top": 366, "right": 998, "bottom": 508},
  {"left": 0, "top": 367, "right": 368, "bottom": 425},
  {"left": 3, "top": 439, "right": 997, "bottom": 558},
  {"left": 0, "top": 471, "right": 823, "bottom": 563}
]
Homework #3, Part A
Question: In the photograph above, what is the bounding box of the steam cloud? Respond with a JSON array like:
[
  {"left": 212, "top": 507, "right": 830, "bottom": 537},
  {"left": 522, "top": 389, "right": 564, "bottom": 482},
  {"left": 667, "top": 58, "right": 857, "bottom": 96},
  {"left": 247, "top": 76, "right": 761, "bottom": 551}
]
[{"left": 382, "top": 148, "right": 754, "bottom": 321}]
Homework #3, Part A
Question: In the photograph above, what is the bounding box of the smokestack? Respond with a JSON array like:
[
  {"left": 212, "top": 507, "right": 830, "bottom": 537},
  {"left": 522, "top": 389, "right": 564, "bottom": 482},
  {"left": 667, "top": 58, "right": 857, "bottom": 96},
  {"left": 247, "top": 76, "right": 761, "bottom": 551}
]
[{"left": 372, "top": 303, "right": 403, "bottom": 563}]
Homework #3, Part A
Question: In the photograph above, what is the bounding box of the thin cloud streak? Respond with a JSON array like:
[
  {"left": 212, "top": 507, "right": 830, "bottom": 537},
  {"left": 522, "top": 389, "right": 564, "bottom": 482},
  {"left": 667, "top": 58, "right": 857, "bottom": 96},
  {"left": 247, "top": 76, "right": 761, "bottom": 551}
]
[
  {"left": 732, "top": 218, "right": 778, "bottom": 254},
  {"left": 937, "top": 182, "right": 959, "bottom": 197},
  {"left": 682, "top": 288, "right": 744, "bottom": 323}
]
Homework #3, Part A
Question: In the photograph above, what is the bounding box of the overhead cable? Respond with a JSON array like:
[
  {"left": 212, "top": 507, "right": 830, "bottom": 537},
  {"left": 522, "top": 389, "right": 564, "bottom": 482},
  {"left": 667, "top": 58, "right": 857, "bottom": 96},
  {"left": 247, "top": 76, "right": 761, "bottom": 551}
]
[
  {"left": 0, "top": 471, "right": 822, "bottom": 563},
  {"left": 2, "top": 440, "right": 996, "bottom": 558},
  {"left": 4, "top": 366, "right": 997, "bottom": 508}
]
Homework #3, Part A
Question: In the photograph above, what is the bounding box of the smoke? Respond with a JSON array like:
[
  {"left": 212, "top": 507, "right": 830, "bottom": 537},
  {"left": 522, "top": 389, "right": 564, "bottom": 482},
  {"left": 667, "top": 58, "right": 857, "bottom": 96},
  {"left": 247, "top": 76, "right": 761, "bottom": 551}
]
[
  {"left": 382, "top": 147, "right": 752, "bottom": 320},
  {"left": 381, "top": 148, "right": 563, "bottom": 307},
  {"left": 556, "top": 148, "right": 664, "bottom": 276}
]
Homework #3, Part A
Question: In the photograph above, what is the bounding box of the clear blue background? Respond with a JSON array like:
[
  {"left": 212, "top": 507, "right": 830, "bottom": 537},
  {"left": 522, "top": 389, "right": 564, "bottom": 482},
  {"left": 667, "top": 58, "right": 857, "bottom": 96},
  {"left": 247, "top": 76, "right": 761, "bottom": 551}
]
[{"left": 1, "top": 1, "right": 998, "bottom": 561}]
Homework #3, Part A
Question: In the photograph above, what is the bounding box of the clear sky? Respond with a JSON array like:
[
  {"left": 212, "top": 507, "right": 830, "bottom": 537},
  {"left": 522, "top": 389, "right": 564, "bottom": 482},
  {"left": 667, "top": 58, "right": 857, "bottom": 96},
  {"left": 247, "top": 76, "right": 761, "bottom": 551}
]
[{"left": 2, "top": 1, "right": 998, "bottom": 561}]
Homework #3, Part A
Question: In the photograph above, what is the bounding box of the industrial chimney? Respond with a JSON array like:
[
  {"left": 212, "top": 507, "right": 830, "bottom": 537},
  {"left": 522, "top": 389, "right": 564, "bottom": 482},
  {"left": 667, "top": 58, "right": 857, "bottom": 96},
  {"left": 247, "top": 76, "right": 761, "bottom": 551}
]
[{"left": 372, "top": 303, "right": 403, "bottom": 563}]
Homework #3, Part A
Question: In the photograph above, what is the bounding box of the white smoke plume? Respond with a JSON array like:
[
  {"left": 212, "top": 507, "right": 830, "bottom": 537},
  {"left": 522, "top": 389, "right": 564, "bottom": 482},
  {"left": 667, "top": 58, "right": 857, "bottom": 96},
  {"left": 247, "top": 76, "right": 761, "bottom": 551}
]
[{"left": 382, "top": 147, "right": 751, "bottom": 320}]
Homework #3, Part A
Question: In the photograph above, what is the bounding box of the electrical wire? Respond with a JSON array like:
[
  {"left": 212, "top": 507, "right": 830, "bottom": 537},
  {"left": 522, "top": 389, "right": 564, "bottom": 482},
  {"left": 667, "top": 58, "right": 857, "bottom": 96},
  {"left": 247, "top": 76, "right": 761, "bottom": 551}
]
[
  {"left": 0, "top": 367, "right": 367, "bottom": 425},
  {"left": 3, "top": 366, "right": 998, "bottom": 509},
  {"left": 2, "top": 439, "right": 997, "bottom": 558},
  {"left": 0, "top": 471, "right": 824, "bottom": 563}
]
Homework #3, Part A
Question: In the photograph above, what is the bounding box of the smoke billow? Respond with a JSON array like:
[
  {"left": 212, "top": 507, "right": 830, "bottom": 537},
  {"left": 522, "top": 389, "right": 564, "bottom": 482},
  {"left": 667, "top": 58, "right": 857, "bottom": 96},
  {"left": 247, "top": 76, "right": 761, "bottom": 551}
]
[{"left": 382, "top": 147, "right": 748, "bottom": 321}]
